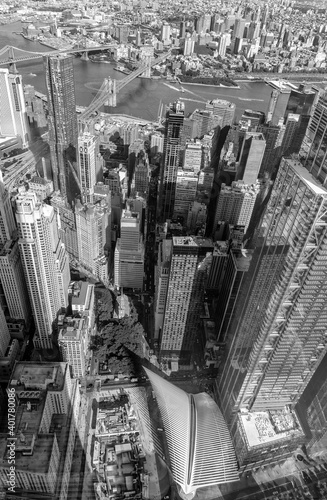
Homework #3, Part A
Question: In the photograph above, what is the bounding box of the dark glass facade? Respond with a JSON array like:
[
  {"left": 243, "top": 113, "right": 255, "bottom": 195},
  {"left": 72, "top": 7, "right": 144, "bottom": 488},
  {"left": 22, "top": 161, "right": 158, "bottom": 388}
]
[{"left": 44, "top": 54, "right": 79, "bottom": 205}]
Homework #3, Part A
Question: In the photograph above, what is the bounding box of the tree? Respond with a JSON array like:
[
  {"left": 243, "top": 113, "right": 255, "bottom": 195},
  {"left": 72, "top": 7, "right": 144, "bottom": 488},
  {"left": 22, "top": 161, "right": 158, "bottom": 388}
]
[
  {"left": 91, "top": 304, "right": 147, "bottom": 375},
  {"left": 95, "top": 288, "right": 114, "bottom": 327}
]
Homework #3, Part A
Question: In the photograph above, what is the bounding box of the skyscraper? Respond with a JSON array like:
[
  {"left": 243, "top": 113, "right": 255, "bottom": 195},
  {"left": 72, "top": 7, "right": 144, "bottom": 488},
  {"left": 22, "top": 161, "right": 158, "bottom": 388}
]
[
  {"left": 183, "top": 140, "right": 202, "bottom": 172},
  {"left": 114, "top": 209, "right": 144, "bottom": 289},
  {"left": 75, "top": 199, "right": 110, "bottom": 282},
  {"left": 0, "top": 361, "right": 80, "bottom": 499},
  {"left": 0, "top": 68, "right": 29, "bottom": 148},
  {"left": 0, "top": 171, "right": 16, "bottom": 244},
  {"left": 44, "top": 54, "right": 79, "bottom": 204},
  {"left": 267, "top": 84, "right": 291, "bottom": 126},
  {"left": 0, "top": 239, "right": 31, "bottom": 324},
  {"left": 173, "top": 170, "right": 198, "bottom": 222},
  {"left": 205, "top": 99, "right": 236, "bottom": 128},
  {"left": 300, "top": 90, "right": 327, "bottom": 186},
  {"left": 154, "top": 239, "right": 172, "bottom": 339},
  {"left": 15, "top": 192, "right": 70, "bottom": 349},
  {"left": 213, "top": 181, "right": 259, "bottom": 233},
  {"left": 257, "top": 122, "right": 285, "bottom": 179},
  {"left": 236, "top": 132, "right": 266, "bottom": 185},
  {"left": 160, "top": 101, "right": 185, "bottom": 221},
  {"left": 0, "top": 303, "right": 10, "bottom": 357},
  {"left": 160, "top": 236, "right": 213, "bottom": 366},
  {"left": 78, "top": 132, "right": 98, "bottom": 203},
  {"left": 217, "top": 158, "right": 327, "bottom": 427}
]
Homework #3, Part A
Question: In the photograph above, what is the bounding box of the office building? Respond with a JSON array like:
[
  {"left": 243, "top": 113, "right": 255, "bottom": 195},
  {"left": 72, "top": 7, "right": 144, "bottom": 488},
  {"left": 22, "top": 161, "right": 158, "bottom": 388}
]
[
  {"left": 206, "top": 240, "right": 229, "bottom": 292},
  {"left": 0, "top": 239, "right": 31, "bottom": 324},
  {"left": 75, "top": 199, "right": 110, "bottom": 282},
  {"left": 114, "top": 210, "right": 144, "bottom": 290},
  {"left": 44, "top": 54, "right": 79, "bottom": 204},
  {"left": 267, "top": 84, "right": 291, "bottom": 126},
  {"left": 126, "top": 196, "right": 146, "bottom": 234},
  {"left": 160, "top": 101, "right": 185, "bottom": 221},
  {"left": 0, "top": 68, "right": 29, "bottom": 148},
  {"left": 233, "top": 17, "right": 246, "bottom": 39},
  {"left": 160, "top": 236, "right": 213, "bottom": 366},
  {"left": 183, "top": 140, "right": 202, "bottom": 173},
  {"left": 154, "top": 240, "right": 172, "bottom": 339},
  {"left": 257, "top": 122, "right": 285, "bottom": 178},
  {"left": 190, "top": 109, "right": 221, "bottom": 139},
  {"left": 132, "top": 154, "right": 150, "bottom": 195},
  {"left": 173, "top": 170, "right": 198, "bottom": 222},
  {"left": 284, "top": 84, "right": 315, "bottom": 120},
  {"left": 58, "top": 316, "right": 88, "bottom": 378},
  {"left": 0, "top": 172, "right": 16, "bottom": 244},
  {"left": 0, "top": 362, "right": 80, "bottom": 499},
  {"left": 161, "top": 22, "right": 171, "bottom": 42},
  {"left": 236, "top": 132, "right": 266, "bottom": 185},
  {"left": 15, "top": 192, "right": 70, "bottom": 349},
  {"left": 218, "top": 34, "right": 229, "bottom": 57},
  {"left": 214, "top": 249, "right": 253, "bottom": 342},
  {"left": 186, "top": 201, "right": 207, "bottom": 232},
  {"left": 0, "top": 303, "right": 10, "bottom": 357},
  {"left": 300, "top": 90, "right": 327, "bottom": 186},
  {"left": 179, "top": 21, "right": 186, "bottom": 38},
  {"left": 50, "top": 193, "right": 78, "bottom": 259},
  {"left": 183, "top": 35, "right": 194, "bottom": 56},
  {"left": 29, "top": 175, "right": 54, "bottom": 201},
  {"left": 205, "top": 99, "right": 236, "bottom": 128},
  {"left": 217, "top": 158, "right": 327, "bottom": 430},
  {"left": 118, "top": 25, "right": 129, "bottom": 44},
  {"left": 78, "top": 132, "right": 98, "bottom": 203},
  {"left": 150, "top": 132, "right": 164, "bottom": 155},
  {"left": 280, "top": 113, "right": 300, "bottom": 157},
  {"left": 241, "top": 109, "right": 265, "bottom": 128},
  {"left": 214, "top": 181, "right": 259, "bottom": 233},
  {"left": 144, "top": 368, "right": 239, "bottom": 498},
  {"left": 70, "top": 281, "right": 95, "bottom": 320}
]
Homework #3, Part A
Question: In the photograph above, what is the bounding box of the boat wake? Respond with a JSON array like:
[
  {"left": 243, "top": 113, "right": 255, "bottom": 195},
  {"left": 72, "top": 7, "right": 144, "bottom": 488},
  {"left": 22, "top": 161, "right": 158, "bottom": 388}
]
[
  {"left": 180, "top": 97, "right": 207, "bottom": 104},
  {"left": 163, "top": 82, "right": 180, "bottom": 91},
  {"left": 238, "top": 97, "right": 265, "bottom": 102}
]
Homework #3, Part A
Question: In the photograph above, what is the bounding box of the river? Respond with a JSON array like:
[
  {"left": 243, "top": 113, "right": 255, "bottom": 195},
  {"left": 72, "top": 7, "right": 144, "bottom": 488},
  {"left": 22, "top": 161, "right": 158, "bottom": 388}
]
[{"left": 0, "top": 22, "right": 276, "bottom": 121}]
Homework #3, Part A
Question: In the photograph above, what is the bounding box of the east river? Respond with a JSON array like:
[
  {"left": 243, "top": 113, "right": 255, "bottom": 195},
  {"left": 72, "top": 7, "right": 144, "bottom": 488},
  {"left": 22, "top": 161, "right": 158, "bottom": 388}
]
[{"left": 0, "top": 21, "right": 320, "bottom": 122}]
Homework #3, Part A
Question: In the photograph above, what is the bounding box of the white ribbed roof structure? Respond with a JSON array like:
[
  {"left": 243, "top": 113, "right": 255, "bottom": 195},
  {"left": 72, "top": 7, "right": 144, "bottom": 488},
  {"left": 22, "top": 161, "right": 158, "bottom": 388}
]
[{"left": 144, "top": 368, "right": 239, "bottom": 498}]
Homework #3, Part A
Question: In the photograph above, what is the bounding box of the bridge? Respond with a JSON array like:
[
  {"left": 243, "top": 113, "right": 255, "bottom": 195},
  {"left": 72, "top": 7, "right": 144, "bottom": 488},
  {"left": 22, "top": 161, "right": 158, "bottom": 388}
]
[
  {"left": 0, "top": 44, "right": 119, "bottom": 66},
  {"left": 78, "top": 51, "right": 170, "bottom": 123}
]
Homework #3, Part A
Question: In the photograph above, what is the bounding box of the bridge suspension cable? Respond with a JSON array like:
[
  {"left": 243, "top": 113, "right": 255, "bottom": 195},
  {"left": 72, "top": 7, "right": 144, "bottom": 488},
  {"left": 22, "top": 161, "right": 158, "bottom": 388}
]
[{"left": 78, "top": 51, "right": 170, "bottom": 124}]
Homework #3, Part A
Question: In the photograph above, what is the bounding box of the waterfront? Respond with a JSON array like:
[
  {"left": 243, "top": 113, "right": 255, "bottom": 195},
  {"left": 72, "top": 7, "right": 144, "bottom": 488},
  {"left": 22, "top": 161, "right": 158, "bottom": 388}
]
[{"left": 0, "top": 21, "right": 318, "bottom": 122}]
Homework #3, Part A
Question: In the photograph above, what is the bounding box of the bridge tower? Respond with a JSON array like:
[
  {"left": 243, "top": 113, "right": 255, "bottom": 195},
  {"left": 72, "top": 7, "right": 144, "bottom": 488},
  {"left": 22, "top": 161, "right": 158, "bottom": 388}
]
[
  {"left": 141, "top": 54, "right": 152, "bottom": 78},
  {"left": 104, "top": 77, "right": 117, "bottom": 107},
  {"left": 8, "top": 46, "right": 18, "bottom": 74},
  {"left": 81, "top": 51, "right": 89, "bottom": 61}
]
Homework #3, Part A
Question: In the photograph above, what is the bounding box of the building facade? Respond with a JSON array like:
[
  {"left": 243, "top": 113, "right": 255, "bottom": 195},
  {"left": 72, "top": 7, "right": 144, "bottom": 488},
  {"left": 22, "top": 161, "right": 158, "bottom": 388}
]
[
  {"left": 160, "top": 236, "right": 213, "bottom": 366},
  {"left": 0, "top": 69, "right": 29, "bottom": 148},
  {"left": 217, "top": 159, "right": 327, "bottom": 430},
  {"left": 160, "top": 101, "right": 185, "bottom": 221},
  {"left": 114, "top": 210, "right": 144, "bottom": 290},
  {"left": 15, "top": 192, "right": 70, "bottom": 349},
  {"left": 44, "top": 54, "right": 79, "bottom": 204}
]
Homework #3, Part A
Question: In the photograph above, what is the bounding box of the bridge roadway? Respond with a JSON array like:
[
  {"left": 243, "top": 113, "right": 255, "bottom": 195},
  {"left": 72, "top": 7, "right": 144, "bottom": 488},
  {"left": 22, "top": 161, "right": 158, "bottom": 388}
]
[
  {"left": 79, "top": 51, "right": 170, "bottom": 121},
  {"left": 2, "top": 140, "right": 49, "bottom": 191},
  {"left": 0, "top": 44, "right": 119, "bottom": 65}
]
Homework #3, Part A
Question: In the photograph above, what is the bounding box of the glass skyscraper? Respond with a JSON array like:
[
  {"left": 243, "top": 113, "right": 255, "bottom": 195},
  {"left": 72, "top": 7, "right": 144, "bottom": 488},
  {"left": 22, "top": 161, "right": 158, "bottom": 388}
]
[
  {"left": 44, "top": 54, "right": 79, "bottom": 204},
  {"left": 217, "top": 157, "right": 327, "bottom": 429},
  {"left": 160, "top": 101, "right": 184, "bottom": 221}
]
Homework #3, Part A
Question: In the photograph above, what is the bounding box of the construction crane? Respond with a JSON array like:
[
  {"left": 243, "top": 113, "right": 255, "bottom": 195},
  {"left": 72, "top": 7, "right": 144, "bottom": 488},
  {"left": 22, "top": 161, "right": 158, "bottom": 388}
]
[{"left": 78, "top": 51, "right": 171, "bottom": 124}]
